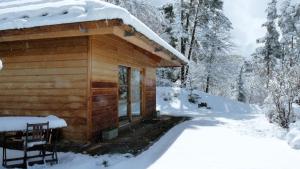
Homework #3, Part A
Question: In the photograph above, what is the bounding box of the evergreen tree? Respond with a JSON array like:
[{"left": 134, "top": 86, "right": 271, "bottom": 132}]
[{"left": 255, "top": 0, "right": 282, "bottom": 88}]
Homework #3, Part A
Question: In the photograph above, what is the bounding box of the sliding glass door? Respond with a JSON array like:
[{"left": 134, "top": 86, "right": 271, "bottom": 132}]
[
  {"left": 131, "top": 68, "right": 141, "bottom": 118},
  {"left": 118, "top": 66, "right": 142, "bottom": 123},
  {"left": 118, "top": 66, "right": 129, "bottom": 121}
]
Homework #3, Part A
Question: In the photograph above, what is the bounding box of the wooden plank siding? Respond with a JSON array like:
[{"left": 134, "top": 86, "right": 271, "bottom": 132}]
[
  {"left": 0, "top": 36, "right": 89, "bottom": 141},
  {"left": 0, "top": 33, "right": 159, "bottom": 142},
  {"left": 143, "top": 68, "right": 156, "bottom": 118},
  {"left": 89, "top": 34, "right": 157, "bottom": 138}
]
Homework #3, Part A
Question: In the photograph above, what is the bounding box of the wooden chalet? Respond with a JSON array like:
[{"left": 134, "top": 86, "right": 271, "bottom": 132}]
[{"left": 0, "top": 1, "right": 187, "bottom": 142}]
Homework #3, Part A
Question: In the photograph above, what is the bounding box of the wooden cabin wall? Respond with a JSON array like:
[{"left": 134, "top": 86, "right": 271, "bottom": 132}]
[
  {"left": 0, "top": 37, "right": 89, "bottom": 142},
  {"left": 144, "top": 68, "right": 156, "bottom": 118},
  {"left": 90, "top": 34, "right": 157, "bottom": 138}
]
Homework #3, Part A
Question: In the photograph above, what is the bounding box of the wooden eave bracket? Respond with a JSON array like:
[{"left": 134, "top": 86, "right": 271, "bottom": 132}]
[{"left": 124, "top": 30, "right": 136, "bottom": 37}]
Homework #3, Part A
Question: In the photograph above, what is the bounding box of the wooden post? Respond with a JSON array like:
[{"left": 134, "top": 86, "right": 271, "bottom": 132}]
[{"left": 127, "top": 67, "right": 132, "bottom": 122}]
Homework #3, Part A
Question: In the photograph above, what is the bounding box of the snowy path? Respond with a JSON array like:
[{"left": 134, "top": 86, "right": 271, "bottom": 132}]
[{"left": 109, "top": 112, "right": 300, "bottom": 169}]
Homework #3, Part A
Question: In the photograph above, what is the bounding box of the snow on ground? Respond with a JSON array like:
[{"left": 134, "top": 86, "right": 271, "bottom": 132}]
[
  {"left": 286, "top": 104, "right": 300, "bottom": 149},
  {"left": 0, "top": 149, "right": 132, "bottom": 169},
  {"left": 1, "top": 87, "right": 300, "bottom": 169},
  {"left": 157, "top": 87, "right": 254, "bottom": 116}
]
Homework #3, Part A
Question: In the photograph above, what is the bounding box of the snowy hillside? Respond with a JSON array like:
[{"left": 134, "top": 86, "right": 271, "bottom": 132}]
[
  {"left": 157, "top": 87, "right": 255, "bottom": 117},
  {"left": 157, "top": 87, "right": 300, "bottom": 149}
]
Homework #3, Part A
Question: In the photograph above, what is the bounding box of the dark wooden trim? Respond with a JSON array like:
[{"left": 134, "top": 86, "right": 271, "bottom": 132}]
[{"left": 92, "top": 82, "right": 118, "bottom": 89}]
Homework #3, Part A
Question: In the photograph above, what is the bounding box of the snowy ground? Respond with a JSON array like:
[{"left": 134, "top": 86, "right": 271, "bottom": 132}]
[{"left": 1, "top": 87, "right": 300, "bottom": 169}]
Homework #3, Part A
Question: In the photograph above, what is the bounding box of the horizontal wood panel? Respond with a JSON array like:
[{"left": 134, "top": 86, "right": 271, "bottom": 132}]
[
  {"left": 92, "top": 82, "right": 117, "bottom": 88},
  {"left": 0, "top": 67, "right": 87, "bottom": 76},
  {"left": 0, "top": 82, "right": 86, "bottom": 89},
  {"left": 0, "top": 95, "right": 85, "bottom": 103},
  {"left": 0, "top": 102, "right": 86, "bottom": 110},
  {"left": 92, "top": 88, "right": 118, "bottom": 96},
  {"left": 0, "top": 36, "right": 89, "bottom": 142},
  {"left": 0, "top": 109, "right": 87, "bottom": 118},
  {"left": 0, "top": 89, "right": 86, "bottom": 96},
  {"left": 2, "top": 53, "right": 87, "bottom": 63},
  {"left": 0, "top": 45, "right": 88, "bottom": 57},
  {"left": 0, "top": 36, "right": 88, "bottom": 50},
  {"left": 4, "top": 60, "right": 88, "bottom": 69},
  {"left": 0, "top": 75, "right": 87, "bottom": 83}
]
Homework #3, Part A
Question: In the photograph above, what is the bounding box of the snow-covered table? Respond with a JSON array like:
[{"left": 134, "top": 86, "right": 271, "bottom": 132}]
[
  {"left": 0, "top": 115, "right": 67, "bottom": 168},
  {"left": 0, "top": 115, "right": 67, "bottom": 132}
]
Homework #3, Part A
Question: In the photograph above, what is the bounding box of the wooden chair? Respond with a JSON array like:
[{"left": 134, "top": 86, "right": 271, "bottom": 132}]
[
  {"left": 2, "top": 122, "right": 58, "bottom": 168},
  {"left": 23, "top": 122, "right": 50, "bottom": 167}
]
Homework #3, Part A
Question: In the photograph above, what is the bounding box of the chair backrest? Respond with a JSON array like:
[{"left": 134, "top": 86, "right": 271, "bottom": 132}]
[{"left": 26, "top": 122, "right": 49, "bottom": 145}]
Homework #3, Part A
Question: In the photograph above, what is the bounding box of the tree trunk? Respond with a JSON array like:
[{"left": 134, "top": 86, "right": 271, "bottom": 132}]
[
  {"left": 205, "top": 75, "right": 210, "bottom": 93},
  {"left": 184, "top": 1, "right": 201, "bottom": 84},
  {"left": 180, "top": 0, "right": 193, "bottom": 86}
]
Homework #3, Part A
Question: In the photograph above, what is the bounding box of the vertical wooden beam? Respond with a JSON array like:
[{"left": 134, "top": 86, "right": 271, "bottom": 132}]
[
  {"left": 127, "top": 67, "right": 132, "bottom": 122},
  {"left": 140, "top": 69, "right": 144, "bottom": 118},
  {"left": 87, "top": 36, "right": 93, "bottom": 141},
  {"left": 141, "top": 68, "right": 146, "bottom": 117},
  {"left": 117, "top": 66, "right": 120, "bottom": 127}
]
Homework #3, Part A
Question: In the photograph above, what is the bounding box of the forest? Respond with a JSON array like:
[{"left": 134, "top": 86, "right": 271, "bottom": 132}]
[{"left": 105, "top": 0, "right": 300, "bottom": 129}]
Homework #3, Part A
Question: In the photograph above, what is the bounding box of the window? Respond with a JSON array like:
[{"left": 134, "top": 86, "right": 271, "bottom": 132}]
[
  {"left": 118, "top": 66, "right": 129, "bottom": 121},
  {"left": 131, "top": 68, "right": 141, "bottom": 117},
  {"left": 118, "top": 66, "right": 142, "bottom": 123}
]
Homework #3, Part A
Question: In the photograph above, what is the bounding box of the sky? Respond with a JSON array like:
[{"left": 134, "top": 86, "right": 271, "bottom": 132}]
[
  {"left": 146, "top": 0, "right": 271, "bottom": 58},
  {"left": 222, "top": 0, "right": 269, "bottom": 58}
]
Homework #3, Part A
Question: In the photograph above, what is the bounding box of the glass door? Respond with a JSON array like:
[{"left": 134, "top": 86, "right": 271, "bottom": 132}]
[
  {"left": 131, "top": 68, "right": 142, "bottom": 118},
  {"left": 118, "top": 66, "right": 142, "bottom": 124},
  {"left": 118, "top": 66, "right": 129, "bottom": 122}
]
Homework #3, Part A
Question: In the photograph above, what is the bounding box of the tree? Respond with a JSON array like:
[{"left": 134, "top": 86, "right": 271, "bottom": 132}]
[
  {"left": 104, "top": 0, "right": 165, "bottom": 34},
  {"left": 255, "top": 0, "right": 282, "bottom": 88},
  {"left": 266, "top": 0, "right": 300, "bottom": 128},
  {"left": 251, "top": 0, "right": 300, "bottom": 128},
  {"left": 237, "top": 64, "right": 246, "bottom": 102},
  {"left": 267, "top": 65, "right": 299, "bottom": 128}
]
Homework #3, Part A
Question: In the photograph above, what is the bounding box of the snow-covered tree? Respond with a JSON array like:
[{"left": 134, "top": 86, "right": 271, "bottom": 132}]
[
  {"left": 279, "top": 0, "right": 298, "bottom": 67},
  {"left": 103, "top": 0, "right": 166, "bottom": 34},
  {"left": 197, "top": 2, "right": 233, "bottom": 94},
  {"left": 265, "top": 0, "right": 300, "bottom": 128},
  {"left": 267, "top": 65, "right": 300, "bottom": 128},
  {"left": 250, "top": 0, "right": 300, "bottom": 128},
  {"left": 255, "top": 0, "right": 282, "bottom": 89}
]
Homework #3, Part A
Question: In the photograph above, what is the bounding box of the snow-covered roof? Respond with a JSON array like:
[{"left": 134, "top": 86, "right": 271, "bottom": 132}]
[{"left": 0, "top": 0, "right": 188, "bottom": 64}]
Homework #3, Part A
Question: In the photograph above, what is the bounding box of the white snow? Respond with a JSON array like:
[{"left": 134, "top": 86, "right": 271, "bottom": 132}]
[
  {"left": 0, "top": 115, "right": 67, "bottom": 132},
  {"left": 1, "top": 87, "right": 300, "bottom": 169},
  {"left": 0, "top": 0, "right": 188, "bottom": 64},
  {"left": 156, "top": 87, "right": 254, "bottom": 117},
  {"left": 107, "top": 87, "right": 300, "bottom": 169},
  {"left": 0, "top": 59, "right": 2, "bottom": 70},
  {"left": 296, "top": 22, "right": 300, "bottom": 32},
  {"left": 285, "top": 104, "right": 300, "bottom": 149}
]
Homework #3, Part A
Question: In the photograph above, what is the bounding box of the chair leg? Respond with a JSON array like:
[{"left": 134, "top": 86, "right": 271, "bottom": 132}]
[
  {"left": 42, "top": 147, "right": 46, "bottom": 165},
  {"left": 2, "top": 134, "right": 7, "bottom": 167},
  {"left": 23, "top": 147, "right": 28, "bottom": 169},
  {"left": 2, "top": 145, "right": 6, "bottom": 167},
  {"left": 54, "top": 148, "right": 58, "bottom": 164}
]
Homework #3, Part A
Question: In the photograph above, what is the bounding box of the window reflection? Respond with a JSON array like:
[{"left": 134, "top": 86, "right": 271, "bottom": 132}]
[
  {"left": 118, "top": 66, "right": 128, "bottom": 120},
  {"left": 118, "top": 66, "right": 142, "bottom": 122},
  {"left": 131, "top": 69, "right": 141, "bottom": 117}
]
